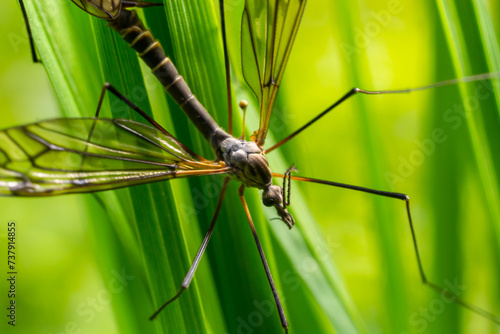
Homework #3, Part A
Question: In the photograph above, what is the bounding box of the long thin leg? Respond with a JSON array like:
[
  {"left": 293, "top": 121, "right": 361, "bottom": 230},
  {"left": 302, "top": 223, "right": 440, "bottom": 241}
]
[
  {"left": 278, "top": 173, "right": 500, "bottom": 324},
  {"left": 19, "top": 0, "right": 39, "bottom": 63},
  {"left": 122, "top": 1, "right": 164, "bottom": 9},
  {"left": 219, "top": 0, "right": 233, "bottom": 135},
  {"left": 265, "top": 72, "right": 500, "bottom": 154},
  {"left": 93, "top": 82, "right": 203, "bottom": 161},
  {"left": 149, "top": 177, "right": 231, "bottom": 320},
  {"left": 238, "top": 185, "right": 289, "bottom": 333}
]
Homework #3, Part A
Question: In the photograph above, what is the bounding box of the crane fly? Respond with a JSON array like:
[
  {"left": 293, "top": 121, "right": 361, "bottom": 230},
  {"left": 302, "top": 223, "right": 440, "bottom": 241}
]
[{"left": 5, "top": 0, "right": 500, "bottom": 333}]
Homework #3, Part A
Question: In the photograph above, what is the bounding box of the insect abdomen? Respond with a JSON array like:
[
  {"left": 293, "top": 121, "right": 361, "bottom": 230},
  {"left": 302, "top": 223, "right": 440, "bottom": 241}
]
[{"left": 108, "top": 10, "right": 228, "bottom": 148}]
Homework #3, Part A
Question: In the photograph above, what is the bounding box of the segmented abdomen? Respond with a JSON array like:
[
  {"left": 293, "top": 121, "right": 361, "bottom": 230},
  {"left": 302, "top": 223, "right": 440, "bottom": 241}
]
[{"left": 108, "top": 10, "right": 228, "bottom": 148}]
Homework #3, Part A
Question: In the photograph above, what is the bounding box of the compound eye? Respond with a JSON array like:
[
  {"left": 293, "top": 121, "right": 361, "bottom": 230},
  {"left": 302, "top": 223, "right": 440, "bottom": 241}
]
[
  {"left": 262, "top": 195, "right": 276, "bottom": 207},
  {"left": 262, "top": 185, "right": 282, "bottom": 207}
]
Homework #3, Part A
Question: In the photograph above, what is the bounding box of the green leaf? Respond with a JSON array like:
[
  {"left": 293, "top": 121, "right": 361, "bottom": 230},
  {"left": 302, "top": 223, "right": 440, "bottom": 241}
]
[{"left": 2, "top": 0, "right": 499, "bottom": 333}]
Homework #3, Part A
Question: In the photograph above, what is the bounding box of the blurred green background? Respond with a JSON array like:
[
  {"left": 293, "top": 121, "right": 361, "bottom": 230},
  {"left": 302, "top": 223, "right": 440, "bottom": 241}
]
[{"left": 1, "top": 0, "right": 499, "bottom": 333}]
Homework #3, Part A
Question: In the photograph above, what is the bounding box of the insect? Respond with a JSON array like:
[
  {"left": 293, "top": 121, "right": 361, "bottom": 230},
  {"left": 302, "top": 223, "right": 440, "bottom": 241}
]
[{"left": 3, "top": 0, "right": 500, "bottom": 332}]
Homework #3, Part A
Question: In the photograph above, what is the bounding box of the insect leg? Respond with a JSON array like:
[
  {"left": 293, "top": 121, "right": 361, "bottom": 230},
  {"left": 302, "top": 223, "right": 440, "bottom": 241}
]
[
  {"left": 121, "top": 1, "right": 164, "bottom": 9},
  {"left": 94, "top": 83, "right": 172, "bottom": 136},
  {"left": 18, "top": 0, "right": 39, "bottom": 63},
  {"left": 278, "top": 173, "right": 500, "bottom": 325},
  {"left": 93, "top": 82, "right": 202, "bottom": 160},
  {"left": 238, "top": 185, "right": 289, "bottom": 334},
  {"left": 149, "top": 177, "right": 230, "bottom": 320},
  {"left": 219, "top": 0, "right": 233, "bottom": 135},
  {"left": 265, "top": 72, "right": 500, "bottom": 154}
]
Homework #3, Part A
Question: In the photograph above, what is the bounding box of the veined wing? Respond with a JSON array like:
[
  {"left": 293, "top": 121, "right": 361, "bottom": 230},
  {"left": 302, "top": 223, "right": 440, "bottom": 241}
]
[
  {"left": 70, "top": 0, "right": 122, "bottom": 19},
  {"left": 70, "top": 0, "right": 161, "bottom": 20},
  {"left": 241, "top": 0, "right": 307, "bottom": 147},
  {"left": 0, "top": 118, "right": 228, "bottom": 196}
]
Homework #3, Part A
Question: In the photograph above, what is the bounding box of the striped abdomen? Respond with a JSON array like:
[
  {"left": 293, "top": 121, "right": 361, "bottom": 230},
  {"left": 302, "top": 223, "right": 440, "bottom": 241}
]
[{"left": 108, "top": 10, "right": 230, "bottom": 151}]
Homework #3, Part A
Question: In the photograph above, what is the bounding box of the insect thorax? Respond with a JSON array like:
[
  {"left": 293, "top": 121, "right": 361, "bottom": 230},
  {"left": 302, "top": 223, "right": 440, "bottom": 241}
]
[
  {"left": 218, "top": 137, "right": 272, "bottom": 189},
  {"left": 218, "top": 137, "right": 295, "bottom": 229}
]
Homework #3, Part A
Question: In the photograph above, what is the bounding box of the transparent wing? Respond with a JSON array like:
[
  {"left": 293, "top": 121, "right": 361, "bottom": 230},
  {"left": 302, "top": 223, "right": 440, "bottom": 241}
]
[
  {"left": 0, "top": 118, "right": 228, "bottom": 196},
  {"left": 241, "top": 0, "right": 307, "bottom": 147},
  {"left": 70, "top": 0, "right": 122, "bottom": 20},
  {"left": 69, "top": 0, "right": 161, "bottom": 20}
]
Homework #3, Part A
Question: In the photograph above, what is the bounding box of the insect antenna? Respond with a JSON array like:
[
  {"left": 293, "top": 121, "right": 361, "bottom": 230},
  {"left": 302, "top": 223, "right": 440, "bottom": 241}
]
[
  {"left": 274, "top": 173, "right": 500, "bottom": 325},
  {"left": 150, "top": 177, "right": 231, "bottom": 320},
  {"left": 282, "top": 164, "right": 297, "bottom": 208},
  {"left": 265, "top": 72, "right": 500, "bottom": 154}
]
